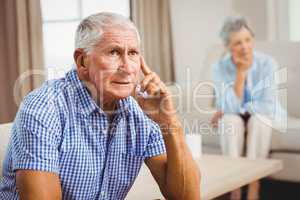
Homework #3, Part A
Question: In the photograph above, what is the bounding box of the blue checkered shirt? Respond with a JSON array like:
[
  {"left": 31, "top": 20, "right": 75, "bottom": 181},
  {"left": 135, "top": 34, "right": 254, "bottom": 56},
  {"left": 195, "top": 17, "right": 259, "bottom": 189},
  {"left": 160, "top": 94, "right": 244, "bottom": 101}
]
[{"left": 0, "top": 69, "right": 166, "bottom": 200}]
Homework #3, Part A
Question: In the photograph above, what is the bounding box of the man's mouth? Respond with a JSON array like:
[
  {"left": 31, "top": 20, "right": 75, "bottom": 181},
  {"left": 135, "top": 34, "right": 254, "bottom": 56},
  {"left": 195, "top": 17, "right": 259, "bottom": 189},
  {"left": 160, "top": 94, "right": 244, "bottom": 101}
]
[{"left": 112, "top": 81, "right": 131, "bottom": 85}]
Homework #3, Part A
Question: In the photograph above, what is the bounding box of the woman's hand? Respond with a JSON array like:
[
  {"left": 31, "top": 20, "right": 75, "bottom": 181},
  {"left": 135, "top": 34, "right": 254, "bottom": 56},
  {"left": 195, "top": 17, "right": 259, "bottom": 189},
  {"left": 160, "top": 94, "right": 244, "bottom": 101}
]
[
  {"left": 232, "top": 52, "right": 253, "bottom": 98},
  {"left": 210, "top": 111, "right": 224, "bottom": 128}
]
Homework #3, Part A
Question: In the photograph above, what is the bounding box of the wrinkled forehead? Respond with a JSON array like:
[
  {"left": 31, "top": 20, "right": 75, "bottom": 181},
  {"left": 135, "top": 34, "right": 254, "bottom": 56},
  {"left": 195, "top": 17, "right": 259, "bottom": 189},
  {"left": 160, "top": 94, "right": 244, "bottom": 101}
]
[{"left": 99, "top": 25, "right": 140, "bottom": 45}]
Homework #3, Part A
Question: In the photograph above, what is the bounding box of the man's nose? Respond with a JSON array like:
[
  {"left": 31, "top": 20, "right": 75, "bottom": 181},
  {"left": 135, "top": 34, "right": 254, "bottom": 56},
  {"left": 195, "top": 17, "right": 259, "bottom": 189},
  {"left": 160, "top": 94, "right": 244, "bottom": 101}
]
[{"left": 119, "top": 55, "right": 135, "bottom": 74}]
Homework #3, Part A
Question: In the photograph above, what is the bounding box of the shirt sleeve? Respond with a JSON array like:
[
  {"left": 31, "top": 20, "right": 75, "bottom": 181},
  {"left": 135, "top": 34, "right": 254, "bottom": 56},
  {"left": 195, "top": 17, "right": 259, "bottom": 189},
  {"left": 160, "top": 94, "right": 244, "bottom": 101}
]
[
  {"left": 11, "top": 92, "right": 61, "bottom": 173},
  {"left": 243, "top": 75, "right": 274, "bottom": 116},
  {"left": 213, "top": 62, "right": 242, "bottom": 113},
  {"left": 143, "top": 123, "right": 166, "bottom": 158},
  {"left": 244, "top": 57, "right": 285, "bottom": 120}
]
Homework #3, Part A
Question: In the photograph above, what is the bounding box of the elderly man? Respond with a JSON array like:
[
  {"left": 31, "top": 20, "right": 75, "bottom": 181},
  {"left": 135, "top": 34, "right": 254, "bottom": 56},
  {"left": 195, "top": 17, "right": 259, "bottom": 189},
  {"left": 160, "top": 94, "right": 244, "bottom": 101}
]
[{"left": 0, "top": 12, "right": 200, "bottom": 200}]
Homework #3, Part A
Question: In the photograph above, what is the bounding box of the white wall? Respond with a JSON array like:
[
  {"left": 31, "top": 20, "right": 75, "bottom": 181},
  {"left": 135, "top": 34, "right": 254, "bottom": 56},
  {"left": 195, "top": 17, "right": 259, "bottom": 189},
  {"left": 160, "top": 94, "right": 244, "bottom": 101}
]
[
  {"left": 170, "top": 0, "right": 234, "bottom": 87},
  {"left": 289, "top": 0, "right": 300, "bottom": 41},
  {"left": 232, "top": 0, "right": 269, "bottom": 41}
]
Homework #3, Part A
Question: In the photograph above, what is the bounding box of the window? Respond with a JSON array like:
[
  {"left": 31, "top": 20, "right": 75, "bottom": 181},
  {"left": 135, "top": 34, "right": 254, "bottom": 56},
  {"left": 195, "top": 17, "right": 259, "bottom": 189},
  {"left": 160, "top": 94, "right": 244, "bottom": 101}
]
[
  {"left": 41, "top": 0, "right": 130, "bottom": 79},
  {"left": 289, "top": 0, "right": 300, "bottom": 41}
]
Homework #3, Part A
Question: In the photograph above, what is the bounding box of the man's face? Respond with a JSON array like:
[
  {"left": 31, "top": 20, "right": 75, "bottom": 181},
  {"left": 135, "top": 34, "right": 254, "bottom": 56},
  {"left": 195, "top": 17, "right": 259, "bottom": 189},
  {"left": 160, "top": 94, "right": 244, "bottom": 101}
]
[
  {"left": 228, "top": 27, "right": 254, "bottom": 60},
  {"left": 83, "top": 27, "right": 141, "bottom": 100}
]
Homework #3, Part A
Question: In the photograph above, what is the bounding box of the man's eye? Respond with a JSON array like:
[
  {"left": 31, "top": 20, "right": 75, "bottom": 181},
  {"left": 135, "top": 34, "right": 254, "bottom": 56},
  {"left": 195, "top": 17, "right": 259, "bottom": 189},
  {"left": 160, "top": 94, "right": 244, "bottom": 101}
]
[
  {"left": 110, "top": 49, "right": 120, "bottom": 56},
  {"left": 129, "top": 51, "right": 139, "bottom": 56}
]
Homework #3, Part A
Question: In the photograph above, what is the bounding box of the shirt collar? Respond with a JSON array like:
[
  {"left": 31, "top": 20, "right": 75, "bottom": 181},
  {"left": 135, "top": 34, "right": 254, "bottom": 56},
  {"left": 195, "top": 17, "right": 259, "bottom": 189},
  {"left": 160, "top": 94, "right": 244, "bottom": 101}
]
[{"left": 66, "top": 69, "right": 130, "bottom": 117}]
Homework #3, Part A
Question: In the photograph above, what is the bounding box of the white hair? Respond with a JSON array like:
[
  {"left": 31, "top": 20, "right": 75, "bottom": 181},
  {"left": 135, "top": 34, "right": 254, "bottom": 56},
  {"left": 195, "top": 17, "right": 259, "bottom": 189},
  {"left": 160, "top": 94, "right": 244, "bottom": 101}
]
[
  {"left": 75, "top": 12, "right": 140, "bottom": 53},
  {"left": 219, "top": 16, "right": 255, "bottom": 46}
]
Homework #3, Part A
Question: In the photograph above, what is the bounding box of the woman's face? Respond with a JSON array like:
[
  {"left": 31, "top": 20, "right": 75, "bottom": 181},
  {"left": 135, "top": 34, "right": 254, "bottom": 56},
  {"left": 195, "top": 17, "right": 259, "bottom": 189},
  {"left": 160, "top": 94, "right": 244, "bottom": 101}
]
[{"left": 227, "top": 27, "right": 254, "bottom": 60}]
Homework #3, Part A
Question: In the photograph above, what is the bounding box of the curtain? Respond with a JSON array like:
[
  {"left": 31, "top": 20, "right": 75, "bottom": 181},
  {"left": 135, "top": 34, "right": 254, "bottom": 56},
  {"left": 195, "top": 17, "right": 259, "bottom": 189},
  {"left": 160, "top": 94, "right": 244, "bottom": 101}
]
[
  {"left": 0, "top": 0, "right": 45, "bottom": 123},
  {"left": 131, "top": 0, "right": 175, "bottom": 83}
]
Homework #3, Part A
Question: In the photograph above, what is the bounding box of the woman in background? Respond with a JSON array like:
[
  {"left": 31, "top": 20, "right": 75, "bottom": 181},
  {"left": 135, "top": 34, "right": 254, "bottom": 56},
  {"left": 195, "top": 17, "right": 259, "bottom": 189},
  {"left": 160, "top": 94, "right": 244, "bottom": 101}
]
[{"left": 211, "top": 16, "right": 284, "bottom": 200}]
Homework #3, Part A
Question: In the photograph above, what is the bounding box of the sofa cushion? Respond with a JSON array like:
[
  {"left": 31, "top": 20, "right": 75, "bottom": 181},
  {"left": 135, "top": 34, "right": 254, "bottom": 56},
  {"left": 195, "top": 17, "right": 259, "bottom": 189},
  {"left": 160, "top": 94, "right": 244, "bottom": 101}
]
[{"left": 271, "top": 117, "right": 300, "bottom": 151}]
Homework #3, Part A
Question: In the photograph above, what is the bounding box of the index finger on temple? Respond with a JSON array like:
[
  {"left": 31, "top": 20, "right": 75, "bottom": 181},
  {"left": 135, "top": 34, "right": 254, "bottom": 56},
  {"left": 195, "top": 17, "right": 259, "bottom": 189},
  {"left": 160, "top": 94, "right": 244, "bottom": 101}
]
[{"left": 140, "top": 56, "right": 152, "bottom": 75}]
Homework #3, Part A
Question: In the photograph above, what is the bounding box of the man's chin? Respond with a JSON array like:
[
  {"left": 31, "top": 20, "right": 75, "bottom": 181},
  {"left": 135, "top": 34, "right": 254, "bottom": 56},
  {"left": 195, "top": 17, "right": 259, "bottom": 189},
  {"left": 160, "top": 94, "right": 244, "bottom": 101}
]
[
  {"left": 104, "top": 84, "right": 135, "bottom": 100},
  {"left": 110, "top": 90, "right": 133, "bottom": 100}
]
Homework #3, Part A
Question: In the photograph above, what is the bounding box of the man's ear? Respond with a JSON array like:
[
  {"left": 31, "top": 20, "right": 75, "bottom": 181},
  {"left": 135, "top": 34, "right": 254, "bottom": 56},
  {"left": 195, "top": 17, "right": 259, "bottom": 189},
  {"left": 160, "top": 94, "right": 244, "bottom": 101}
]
[{"left": 74, "top": 49, "right": 89, "bottom": 80}]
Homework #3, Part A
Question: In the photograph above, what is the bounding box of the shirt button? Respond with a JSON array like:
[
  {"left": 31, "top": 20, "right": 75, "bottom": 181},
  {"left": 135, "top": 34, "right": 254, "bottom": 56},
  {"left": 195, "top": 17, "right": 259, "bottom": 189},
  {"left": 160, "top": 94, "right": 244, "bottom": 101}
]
[{"left": 101, "top": 191, "right": 106, "bottom": 197}]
